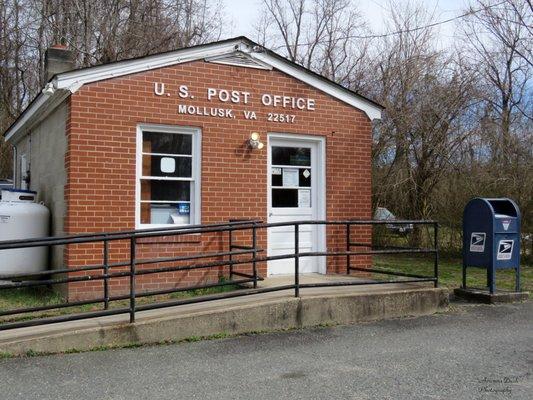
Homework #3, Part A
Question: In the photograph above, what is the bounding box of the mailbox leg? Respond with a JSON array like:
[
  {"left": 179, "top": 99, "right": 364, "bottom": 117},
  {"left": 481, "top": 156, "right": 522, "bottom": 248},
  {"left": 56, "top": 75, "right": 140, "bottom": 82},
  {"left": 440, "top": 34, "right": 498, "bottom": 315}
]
[
  {"left": 488, "top": 268, "right": 495, "bottom": 294},
  {"left": 515, "top": 266, "right": 520, "bottom": 292},
  {"left": 462, "top": 264, "right": 467, "bottom": 289}
]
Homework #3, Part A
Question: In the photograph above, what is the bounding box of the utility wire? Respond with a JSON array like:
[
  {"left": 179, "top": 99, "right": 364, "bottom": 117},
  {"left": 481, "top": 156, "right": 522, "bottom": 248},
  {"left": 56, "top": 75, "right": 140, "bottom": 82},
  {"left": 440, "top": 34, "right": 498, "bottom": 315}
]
[{"left": 274, "top": 0, "right": 508, "bottom": 47}]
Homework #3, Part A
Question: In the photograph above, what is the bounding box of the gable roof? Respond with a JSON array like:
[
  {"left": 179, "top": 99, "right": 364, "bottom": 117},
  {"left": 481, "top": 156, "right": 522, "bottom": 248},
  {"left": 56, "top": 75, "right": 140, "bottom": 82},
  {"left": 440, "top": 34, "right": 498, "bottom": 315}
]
[{"left": 4, "top": 36, "right": 383, "bottom": 143}]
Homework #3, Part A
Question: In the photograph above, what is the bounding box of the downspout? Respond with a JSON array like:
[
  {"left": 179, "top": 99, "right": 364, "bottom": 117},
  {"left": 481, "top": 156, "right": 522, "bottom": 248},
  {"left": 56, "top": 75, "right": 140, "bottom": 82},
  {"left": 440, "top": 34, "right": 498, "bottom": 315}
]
[
  {"left": 12, "top": 145, "right": 17, "bottom": 186},
  {"left": 27, "top": 133, "right": 31, "bottom": 188}
]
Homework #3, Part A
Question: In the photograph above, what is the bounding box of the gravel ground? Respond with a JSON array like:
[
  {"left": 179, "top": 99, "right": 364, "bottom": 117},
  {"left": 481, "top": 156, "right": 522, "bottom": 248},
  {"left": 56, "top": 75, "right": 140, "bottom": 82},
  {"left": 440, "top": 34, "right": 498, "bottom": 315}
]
[{"left": 1, "top": 301, "right": 531, "bottom": 400}]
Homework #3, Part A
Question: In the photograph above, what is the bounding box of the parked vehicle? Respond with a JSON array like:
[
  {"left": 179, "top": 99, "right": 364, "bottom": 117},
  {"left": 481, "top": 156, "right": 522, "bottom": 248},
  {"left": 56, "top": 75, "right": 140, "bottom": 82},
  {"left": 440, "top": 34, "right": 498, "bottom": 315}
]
[{"left": 374, "top": 207, "right": 414, "bottom": 234}]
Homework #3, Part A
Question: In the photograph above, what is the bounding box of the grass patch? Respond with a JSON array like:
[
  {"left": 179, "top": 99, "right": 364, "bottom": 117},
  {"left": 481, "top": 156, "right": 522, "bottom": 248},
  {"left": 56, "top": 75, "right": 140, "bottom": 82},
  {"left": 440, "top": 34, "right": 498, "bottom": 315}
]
[
  {"left": 0, "top": 287, "right": 64, "bottom": 311},
  {"left": 180, "top": 332, "right": 231, "bottom": 343},
  {"left": 169, "top": 281, "right": 239, "bottom": 299},
  {"left": 373, "top": 254, "right": 532, "bottom": 292},
  {"left": 0, "top": 278, "right": 241, "bottom": 324}
]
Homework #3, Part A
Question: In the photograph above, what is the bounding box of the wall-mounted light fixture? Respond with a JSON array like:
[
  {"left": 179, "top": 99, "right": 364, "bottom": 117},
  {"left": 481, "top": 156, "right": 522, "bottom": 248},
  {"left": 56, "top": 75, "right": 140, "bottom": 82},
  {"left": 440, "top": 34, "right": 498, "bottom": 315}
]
[
  {"left": 42, "top": 82, "right": 56, "bottom": 96},
  {"left": 248, "top": 132, "right": 264, "bottom": 150}
]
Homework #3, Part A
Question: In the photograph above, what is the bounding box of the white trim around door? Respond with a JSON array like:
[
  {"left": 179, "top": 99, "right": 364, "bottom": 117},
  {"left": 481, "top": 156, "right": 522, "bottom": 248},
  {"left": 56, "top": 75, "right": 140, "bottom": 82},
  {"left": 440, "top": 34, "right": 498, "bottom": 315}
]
[{"left": 267, "top": 133, "right": 326, "bottom": 276}]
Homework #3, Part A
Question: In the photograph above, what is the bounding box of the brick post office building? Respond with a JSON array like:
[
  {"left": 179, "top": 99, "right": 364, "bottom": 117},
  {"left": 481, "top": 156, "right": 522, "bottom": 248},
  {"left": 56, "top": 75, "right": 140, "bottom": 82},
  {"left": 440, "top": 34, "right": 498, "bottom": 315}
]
[{"left": 3, "top": 37, "right": 382, "bottom": 300}]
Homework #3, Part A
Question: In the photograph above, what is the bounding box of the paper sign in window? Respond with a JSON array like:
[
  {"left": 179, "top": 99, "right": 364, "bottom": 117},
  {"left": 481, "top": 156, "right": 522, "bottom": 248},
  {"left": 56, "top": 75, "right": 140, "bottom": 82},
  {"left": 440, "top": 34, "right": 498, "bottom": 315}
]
[
  {"left": 160, "top": 157, "right": 176, "bottom": 173},
  {"left": 298, "top": 189, "right": 311, "bottom": 207},
  {"left": 178, "top": 203, "right": 190, "bottom": 215},
  {"left": 283, "top": 168, "right": 299, "bottom": 187}
]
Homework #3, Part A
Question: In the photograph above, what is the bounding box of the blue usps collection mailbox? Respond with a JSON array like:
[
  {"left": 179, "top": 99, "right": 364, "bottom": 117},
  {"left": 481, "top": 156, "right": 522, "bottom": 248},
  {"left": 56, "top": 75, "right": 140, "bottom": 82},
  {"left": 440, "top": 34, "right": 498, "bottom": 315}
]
[{"left": 462, "top": 198, "right": 521, "bottom": 293}]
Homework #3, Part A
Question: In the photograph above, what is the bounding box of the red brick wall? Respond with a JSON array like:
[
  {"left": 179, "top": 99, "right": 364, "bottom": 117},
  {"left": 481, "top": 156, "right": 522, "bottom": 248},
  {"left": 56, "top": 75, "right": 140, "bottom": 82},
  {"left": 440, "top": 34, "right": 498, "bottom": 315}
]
[{"left": 64, "top": 60, "right": 372, "bottom": 300}]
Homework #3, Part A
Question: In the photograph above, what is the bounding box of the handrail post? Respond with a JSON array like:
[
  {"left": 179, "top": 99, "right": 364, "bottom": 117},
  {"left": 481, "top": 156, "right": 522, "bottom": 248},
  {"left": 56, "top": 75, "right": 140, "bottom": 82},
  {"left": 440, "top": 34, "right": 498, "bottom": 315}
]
[
  {"left": 252, "top": 222, "right": 258, "bottom": 288},
  {"left": 103, "top": 237, "right": 109, "bottom": 310},
  {"left": 346, "top": 223, "right": 351, "bottom": 275},
  {"left": 294, "top": 223, "right": 300, "bottom": 298},
  {"left": 129, "top": 236, "right": 136, "bottom": 323},
  {"left": 433, "top": 222, "right": 439, "bottom": 288},
  {"left": 228, "top": 228, "right": 233, "bottom": 280}
]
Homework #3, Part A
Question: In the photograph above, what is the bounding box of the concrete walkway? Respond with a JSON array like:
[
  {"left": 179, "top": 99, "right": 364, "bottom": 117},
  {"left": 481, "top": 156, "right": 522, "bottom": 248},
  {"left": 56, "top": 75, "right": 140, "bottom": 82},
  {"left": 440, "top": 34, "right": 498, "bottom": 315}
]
[{"left": 0, "top": 275, "right": 447, "bottom": 356}]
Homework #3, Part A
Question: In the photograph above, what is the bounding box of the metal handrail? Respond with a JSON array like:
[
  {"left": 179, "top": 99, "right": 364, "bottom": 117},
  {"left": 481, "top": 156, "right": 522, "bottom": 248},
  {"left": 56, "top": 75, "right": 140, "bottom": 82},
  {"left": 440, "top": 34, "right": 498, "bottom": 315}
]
[
  {"left": 0, "top": 219, "right": 439, "bottom": 331},
  {"left": 0, "top": 219, "right": 262, "bottom": 250},
  {"left": 0, "top": 219, "right": 434, "bottom": 249}
]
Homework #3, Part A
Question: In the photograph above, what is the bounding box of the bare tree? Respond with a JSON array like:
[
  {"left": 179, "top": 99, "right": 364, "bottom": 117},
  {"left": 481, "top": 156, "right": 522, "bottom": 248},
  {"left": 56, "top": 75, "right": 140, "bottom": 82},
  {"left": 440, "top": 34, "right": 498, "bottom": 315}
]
[
  {"left": 255, "top": 0, "right": 370, "bottom": 89},
  {"left": 0, "top": 0, "right": 226, "bottom": 178},
  {"left": 460, "top": 0, "right": 531, "bottom": 162},
  {"left": 495, "top": 0, "right": 532, "bottom": 66},
  {"left": 457, "top": 0, "right": 532, "bottom": 235},
  {"left": 0, "top": 0, "right": 36, "bottom": 178},
  {"left": 370, "top": 2, "right": 477, "bottom": 238},
  {"left": 34, "top": 0, "right": 225, "bottom": 69}
]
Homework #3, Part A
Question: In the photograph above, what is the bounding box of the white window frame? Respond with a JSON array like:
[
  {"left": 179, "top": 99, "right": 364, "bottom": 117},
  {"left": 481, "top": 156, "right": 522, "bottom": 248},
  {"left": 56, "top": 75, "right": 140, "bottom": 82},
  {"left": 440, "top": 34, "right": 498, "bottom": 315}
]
[{"left": 135, "top": 124, "right": 201, "bottom": 229}]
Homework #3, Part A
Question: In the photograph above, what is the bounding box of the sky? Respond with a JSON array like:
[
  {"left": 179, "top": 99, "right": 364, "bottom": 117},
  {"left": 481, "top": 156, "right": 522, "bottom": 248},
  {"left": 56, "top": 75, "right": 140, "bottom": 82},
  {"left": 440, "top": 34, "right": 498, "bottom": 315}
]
[{"left": 223, "top": 0, "right": 470, "bottom": 47}]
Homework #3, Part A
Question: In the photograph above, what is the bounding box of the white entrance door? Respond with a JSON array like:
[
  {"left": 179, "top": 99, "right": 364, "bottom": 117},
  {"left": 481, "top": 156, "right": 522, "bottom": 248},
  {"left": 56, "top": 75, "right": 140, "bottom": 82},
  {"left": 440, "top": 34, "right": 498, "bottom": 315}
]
[{"left": 267, "top": 134, "right": 325, "bottom": 275}]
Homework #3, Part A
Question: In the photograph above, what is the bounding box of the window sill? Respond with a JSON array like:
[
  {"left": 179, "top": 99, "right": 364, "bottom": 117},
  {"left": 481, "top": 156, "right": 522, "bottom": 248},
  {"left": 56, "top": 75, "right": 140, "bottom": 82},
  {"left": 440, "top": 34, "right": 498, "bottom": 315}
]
[{"left": 135, "top": 224, "right": 202, "bottom": 244}]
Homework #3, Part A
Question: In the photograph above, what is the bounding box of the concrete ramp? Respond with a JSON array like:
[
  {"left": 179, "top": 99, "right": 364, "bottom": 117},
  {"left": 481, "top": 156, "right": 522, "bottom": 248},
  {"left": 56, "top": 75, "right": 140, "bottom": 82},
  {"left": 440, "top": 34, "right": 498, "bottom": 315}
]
[{"left": 0, "top": 282, "right": 448, "bottom": 356}]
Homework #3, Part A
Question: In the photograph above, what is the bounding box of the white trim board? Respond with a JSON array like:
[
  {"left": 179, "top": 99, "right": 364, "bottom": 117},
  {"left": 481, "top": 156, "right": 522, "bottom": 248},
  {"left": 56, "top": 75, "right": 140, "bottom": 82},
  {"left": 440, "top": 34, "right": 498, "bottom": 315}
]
[{"left": 4, "top": 36, "right": 382, "bottom": 142}]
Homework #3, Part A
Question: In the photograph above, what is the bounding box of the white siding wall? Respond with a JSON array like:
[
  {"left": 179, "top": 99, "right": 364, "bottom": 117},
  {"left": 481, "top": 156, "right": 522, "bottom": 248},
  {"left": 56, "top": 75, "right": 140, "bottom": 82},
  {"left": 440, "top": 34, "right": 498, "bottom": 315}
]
[{"left": 13, "top": 101, "right": 68, "bottom": 269}]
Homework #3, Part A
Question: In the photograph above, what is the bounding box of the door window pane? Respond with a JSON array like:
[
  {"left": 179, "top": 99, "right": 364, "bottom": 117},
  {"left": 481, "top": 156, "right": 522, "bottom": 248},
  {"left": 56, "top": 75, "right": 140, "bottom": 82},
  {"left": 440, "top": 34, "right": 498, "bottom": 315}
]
[
  {"left": 272, "top": 147, "right": 311, "bottom": 166},
  {"left": 299, "top": 169, "right": 311, "bottom": 187},
  {"left": 271, "top": 172, "right": 282, "bottom": 187},
  {"left": 272, "top": 189, "right": 298, "bottom": 207}
]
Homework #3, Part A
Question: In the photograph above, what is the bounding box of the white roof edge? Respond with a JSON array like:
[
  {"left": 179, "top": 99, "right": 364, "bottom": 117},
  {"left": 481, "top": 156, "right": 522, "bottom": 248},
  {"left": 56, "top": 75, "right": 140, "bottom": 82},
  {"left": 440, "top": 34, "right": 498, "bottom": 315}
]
[
  {"left": 4, "top": 89, "right": 69, "bottom": 143},
  {"left": 55, "top": 40, "right": 242, "bottom": 92},
  {"left": 5, "top": 37, "right": 382, "bottom": 142},
  {"left": 4, "top": 93, "right": 47, "bottom": 142}
]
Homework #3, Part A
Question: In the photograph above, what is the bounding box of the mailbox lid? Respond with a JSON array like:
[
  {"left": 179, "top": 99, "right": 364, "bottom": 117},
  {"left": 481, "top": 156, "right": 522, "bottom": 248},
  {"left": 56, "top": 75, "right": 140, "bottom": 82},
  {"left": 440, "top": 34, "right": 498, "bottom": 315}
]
[
  {"left": 488, "top": 199, "right": 520, "bottom": 233},
  {"left": 493, "top": 215, "right": 518, "bottom": 233}
]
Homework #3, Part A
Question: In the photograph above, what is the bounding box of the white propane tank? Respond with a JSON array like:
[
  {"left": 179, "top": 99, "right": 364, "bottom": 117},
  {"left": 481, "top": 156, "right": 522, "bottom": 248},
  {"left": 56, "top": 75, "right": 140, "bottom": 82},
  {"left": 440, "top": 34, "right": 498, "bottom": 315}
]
[{"left": 0, "top": 189, "right": 50, "bottom": 277}]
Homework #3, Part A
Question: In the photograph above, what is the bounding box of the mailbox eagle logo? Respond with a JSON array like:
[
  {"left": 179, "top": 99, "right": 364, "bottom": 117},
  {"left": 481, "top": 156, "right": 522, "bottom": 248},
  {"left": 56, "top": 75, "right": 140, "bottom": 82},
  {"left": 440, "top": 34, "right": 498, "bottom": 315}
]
[
  {"left": 497, "top": 240, "right": 514, "bottom": 260},
  {"left": 470, "top": 232, "right": 486, "bottom": 252}
]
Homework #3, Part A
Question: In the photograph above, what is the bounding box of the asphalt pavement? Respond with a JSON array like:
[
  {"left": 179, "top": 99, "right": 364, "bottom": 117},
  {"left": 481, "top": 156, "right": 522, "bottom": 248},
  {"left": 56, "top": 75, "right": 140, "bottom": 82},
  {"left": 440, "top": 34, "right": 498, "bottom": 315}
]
[{"left": 0, "top": 301, "right": 531, "bottom": 400}]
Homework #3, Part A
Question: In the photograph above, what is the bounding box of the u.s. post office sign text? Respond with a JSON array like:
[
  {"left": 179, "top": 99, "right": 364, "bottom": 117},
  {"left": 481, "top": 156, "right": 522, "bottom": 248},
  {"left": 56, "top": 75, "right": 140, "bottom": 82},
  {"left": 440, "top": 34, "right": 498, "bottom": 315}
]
[{"left": 153, "top": 82, "right": 315, "bottom": 123}]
